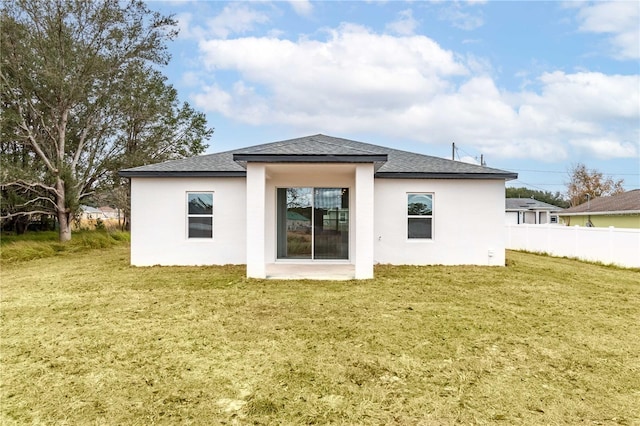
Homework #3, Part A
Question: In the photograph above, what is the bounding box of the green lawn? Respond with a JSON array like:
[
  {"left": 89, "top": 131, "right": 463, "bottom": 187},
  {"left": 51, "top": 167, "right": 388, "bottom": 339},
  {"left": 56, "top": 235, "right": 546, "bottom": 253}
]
[{"left": 1, "top": 239, "right": 639, "bottom": 425}]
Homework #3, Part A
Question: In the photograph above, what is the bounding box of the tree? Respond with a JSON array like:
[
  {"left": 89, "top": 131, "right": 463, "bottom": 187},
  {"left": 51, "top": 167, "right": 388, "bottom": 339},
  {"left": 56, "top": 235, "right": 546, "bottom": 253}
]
[
  {"left": 0, "top": 0, "right": 210, "bottom": 241},
  {"left": 0, "top": 137, "right": 51, "bottom": 234},
  {"left": 104, "top": 62, "right": 212, "bottom": 229},
  {"left": 566, "top": 163, "right": 624, "bottom": 207},
  {"left": 505, "top": 187, "right": 569, "bottom": 208},
  {"left": 0, "top": 94, "right": 44, "bottom": 233}
]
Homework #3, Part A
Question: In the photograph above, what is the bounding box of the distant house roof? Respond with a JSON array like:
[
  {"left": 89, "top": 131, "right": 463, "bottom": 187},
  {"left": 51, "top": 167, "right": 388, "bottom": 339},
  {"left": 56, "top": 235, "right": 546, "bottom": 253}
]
[
  {"left": 560, "top": 190, "right": 640, "bottom": 215},
  {"left": 120, "top": 134, "right": 517, "bottom": 180},
  {"left": 506, "top": 198, "right": 563, "bottom": 212},
  {"left": 80, "top": 205, "right": 103, "bottom": 215},
  {"left": 287, "top": 211, "right": 310, "bottom": 222}
]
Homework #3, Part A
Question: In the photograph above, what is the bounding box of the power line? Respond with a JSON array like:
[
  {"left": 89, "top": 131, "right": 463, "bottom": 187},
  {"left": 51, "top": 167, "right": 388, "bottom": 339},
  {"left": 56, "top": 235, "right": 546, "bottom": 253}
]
[
  {"left": 511, "top": 168, "right": 640, "bottom": 176},
  {"left": 453, "top": 143, "right": 484, "bottom": 164},
  {"left": 509, "top": 180, "right": 565, "bottom": 191},
  {"left": 508, "top": 180, "right": 640, "bottom": 190}
]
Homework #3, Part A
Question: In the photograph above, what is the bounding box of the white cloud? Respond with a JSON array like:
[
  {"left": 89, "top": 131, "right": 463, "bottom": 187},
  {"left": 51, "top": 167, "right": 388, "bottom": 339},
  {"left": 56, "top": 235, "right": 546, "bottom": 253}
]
[
  {"left": 458, "top": 155, "right": 481, "bottom": 165},
  {"left": 191, "top": 25, "right": 640, "bottom": 162},
  {"left": 534, "top": 71, "right": 639, "bottom": 120},
  {"left": 181, "top": 71, "right": 202, "bottom": 87},
  {"left": 288, "top": 0, "right": 313, "bottom": 17},
  {"left": 175, "top": 12, "right": 202, "bottom": 40},
  {"left": 208, "top": 4, "right": 269, "bottom": 39},
  {"left": 385, "top": 9, "right": 419, "bottom": 36},
  {"left": 576, "top": 1, "right": 640, "bottom": 60},
  {"left": 177, "top": 4, "right": 270, "bottom": 40},
  {"left": 438, "top": 4, "right": 484, "bottom": 31},
  {"left": 175, "top": 5, "right": 270, "bottom": 40},
  {"left": 569, "top": 138, "right": 639, "bottom": 159}
]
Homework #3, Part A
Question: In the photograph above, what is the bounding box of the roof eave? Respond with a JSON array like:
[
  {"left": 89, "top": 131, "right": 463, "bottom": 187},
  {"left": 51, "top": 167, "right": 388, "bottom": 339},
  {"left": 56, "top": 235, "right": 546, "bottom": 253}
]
[
  {"left": 232, "top": 154, "right": 388, "bottom": 163},
  {"left": 559, "top": 210, "right": 640, "bottom": 216},
  {"left": 506, "top": 208, "right": 562, "bottom": 212},
  {"left": 118, "top": 170, "right": 246, "bottom": 178},
  {"left": 375, "top": 172, "right": 518, "bottom": 180}
]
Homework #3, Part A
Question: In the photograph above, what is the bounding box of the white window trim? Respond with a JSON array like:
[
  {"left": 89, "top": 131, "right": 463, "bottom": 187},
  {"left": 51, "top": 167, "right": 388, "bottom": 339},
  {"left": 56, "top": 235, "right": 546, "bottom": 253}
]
[
  {"left": 407, "top": 192, "right": 434, "bottom": 241},
  {"left": 186, "top": 191, "right": 214, "bottom": 240}
]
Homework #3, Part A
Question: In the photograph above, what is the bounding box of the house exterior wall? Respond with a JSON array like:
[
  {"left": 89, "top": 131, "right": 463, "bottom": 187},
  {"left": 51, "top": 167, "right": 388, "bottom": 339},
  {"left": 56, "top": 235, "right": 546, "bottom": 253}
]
[
  {"left": 373, "top": 179, "right": 506, "bottom": 266},
  {"left": 130, "top": 177, "right": 246, "bottom": 266},
  {"left": 535, "top": 211, "right": 560, "bottom": 224},
  {"left": 523, "top": 211, "right": 537, "bottom": 224},
  {"left": 559, "top": 214, "right": 640, "bottom": 228},
  {"left": 129, "top": 174, "right": 507, "bottom": 269},
  {"left": 505, "top": 211, "right": 519, "bottom": 225},
  {"left": 506, "top": 210, "right": 557, "bottom": 225}
]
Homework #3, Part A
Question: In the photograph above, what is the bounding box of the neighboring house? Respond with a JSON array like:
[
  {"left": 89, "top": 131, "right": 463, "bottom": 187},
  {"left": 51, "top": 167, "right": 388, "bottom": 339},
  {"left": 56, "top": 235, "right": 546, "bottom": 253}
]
[
  {"left": 505, "top": 198, "right": 562, "bottom": 225},
  {"left": 98, "top": 206, "right": 122, "bottom": 220},
  {"left": 286, "top": 210, "right": 311, "bottom": 232},
  {"left": 120, "top": 134, "right": 517, "bottom": 279},
  {"left": 559, "top": 190, "right": 640, "bottom": 228},
  {"left": 79, "top": 205, "right": 106, "bottom": 220}
]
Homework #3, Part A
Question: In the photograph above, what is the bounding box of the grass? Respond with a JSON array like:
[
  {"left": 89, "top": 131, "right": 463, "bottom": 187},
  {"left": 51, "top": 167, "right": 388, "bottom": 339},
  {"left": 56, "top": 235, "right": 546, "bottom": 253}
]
[
  {"left": 1, "top": 238, "right": 639, "bottom": 425},
  {"left": 0, "top": 230, "right": 130, "bottom": 263}
]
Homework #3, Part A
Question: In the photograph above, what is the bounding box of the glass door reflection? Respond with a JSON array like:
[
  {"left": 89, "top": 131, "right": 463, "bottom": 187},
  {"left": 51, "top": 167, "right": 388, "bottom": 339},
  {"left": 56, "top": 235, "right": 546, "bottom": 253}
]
[{"left": 277, "top": 187, "right": 348, "bottom": 260}]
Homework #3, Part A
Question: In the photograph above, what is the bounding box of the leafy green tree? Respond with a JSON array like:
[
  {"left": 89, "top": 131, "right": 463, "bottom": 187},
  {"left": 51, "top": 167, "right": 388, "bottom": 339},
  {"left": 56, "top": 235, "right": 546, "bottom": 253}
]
[
  {"left": 104, "top": 62, "right": 212, "bottom": 229},
  {"left": 0, "top": 92, "right": 54, "bottom": 233},
  {"left": 566, "top": 163, "right": 624, "bottom": 207},
  {"left": 505, "top": 187, "right": 569, "bottom": 208},
  {"left": 114, "top": 62, "right": 212, "bottom": 168},
  {"left": 1, "top": 0, "right": 211, "bottom": 240},
  {"left": 0, "top": 140, "right": 43, "bottom": 233}
]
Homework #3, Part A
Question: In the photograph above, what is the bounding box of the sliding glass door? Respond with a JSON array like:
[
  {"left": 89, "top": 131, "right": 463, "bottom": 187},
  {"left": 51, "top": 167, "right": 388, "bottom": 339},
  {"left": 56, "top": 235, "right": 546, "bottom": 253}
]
[
  {"left": 277, "top": 187, "right": 349, "bottom": 260},
  {"left": 313, "top": 188, "right": 349, "bottom": 259},
  {"left": 277, "top": 188, "right": 313, "bottom": 259}
]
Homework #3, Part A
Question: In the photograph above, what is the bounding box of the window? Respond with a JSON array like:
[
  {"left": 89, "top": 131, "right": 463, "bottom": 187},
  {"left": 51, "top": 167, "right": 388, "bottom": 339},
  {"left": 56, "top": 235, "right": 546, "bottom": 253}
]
[
  {"left": 187, "top": 192, "right": 213, "bottom": 238},
  {"left": 407, "top": 193, "right": 432, "bottom": 239}
]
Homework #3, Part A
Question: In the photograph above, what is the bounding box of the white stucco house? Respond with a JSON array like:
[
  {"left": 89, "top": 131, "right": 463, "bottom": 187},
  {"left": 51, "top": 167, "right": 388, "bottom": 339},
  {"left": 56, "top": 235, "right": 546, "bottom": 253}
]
[
  {"left": 120, "top": 134, "right": 517, "bottom": 279},
  {"left": 505, "top": 198, "right": 562, "bottom": 225}
]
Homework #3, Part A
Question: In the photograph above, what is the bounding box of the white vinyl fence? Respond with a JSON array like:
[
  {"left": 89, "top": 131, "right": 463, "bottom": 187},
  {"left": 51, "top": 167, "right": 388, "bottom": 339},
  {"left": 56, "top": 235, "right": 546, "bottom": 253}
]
[{"left": 505, "top": 224, "right": 640, "bottom": 268}]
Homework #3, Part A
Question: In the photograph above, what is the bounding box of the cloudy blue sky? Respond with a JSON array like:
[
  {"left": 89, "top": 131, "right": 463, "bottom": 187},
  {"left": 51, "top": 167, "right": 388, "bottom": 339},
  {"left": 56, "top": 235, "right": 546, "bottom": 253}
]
[{"left": 151, "top": 0, "right": 639, "bottom": 193}]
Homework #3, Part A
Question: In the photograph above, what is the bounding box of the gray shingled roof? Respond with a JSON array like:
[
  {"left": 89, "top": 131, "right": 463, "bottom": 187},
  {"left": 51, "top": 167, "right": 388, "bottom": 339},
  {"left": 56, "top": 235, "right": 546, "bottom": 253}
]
[
  {"left": 506, "top": 198, "right": 563, "bottom": 211},
  {"left": 120, "top": 134, "right": 517, "bottom": 180},
  {"left": 560, "top": 190, "right": 640, "bottom": 214}
]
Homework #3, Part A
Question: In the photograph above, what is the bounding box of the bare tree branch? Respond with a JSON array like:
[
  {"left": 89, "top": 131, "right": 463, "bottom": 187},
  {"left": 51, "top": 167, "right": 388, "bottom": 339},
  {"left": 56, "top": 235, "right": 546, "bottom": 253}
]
[
  {"left": 18, "top": 196, "right": 57, "bottom": 209},
  {"left": 1, "top": 210, "right": 51, "bottom": 220},
  {"left": 2, "top": 179, "right": 59, "bottom": 196},
  {"left": 14, "top": 103, "right": 58, "bottom": 174}
]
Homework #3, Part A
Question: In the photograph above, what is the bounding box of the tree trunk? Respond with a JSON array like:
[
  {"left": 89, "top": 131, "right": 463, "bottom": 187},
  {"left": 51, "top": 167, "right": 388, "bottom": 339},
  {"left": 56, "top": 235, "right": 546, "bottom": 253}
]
[
  {"left": 55, "top": 177, "right": 72, "bottom": 242},
  {"left": 57, "top": 209, "right": 71, "bottom": 241},
  {"left": 15, "top": 218, "right": 27, "bottom": 235}
]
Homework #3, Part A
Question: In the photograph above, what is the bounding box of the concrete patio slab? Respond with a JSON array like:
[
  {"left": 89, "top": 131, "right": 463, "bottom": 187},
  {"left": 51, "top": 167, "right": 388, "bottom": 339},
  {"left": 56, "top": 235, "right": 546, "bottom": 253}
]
[{"left": 265, "top": 263, "right": 356, "bottom": 280}]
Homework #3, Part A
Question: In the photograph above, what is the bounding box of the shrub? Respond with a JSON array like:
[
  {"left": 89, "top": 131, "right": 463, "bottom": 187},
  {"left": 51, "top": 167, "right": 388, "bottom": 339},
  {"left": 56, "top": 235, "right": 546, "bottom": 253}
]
[{"left": 94, "top": 218, "right": 106, "bottom": 231}]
